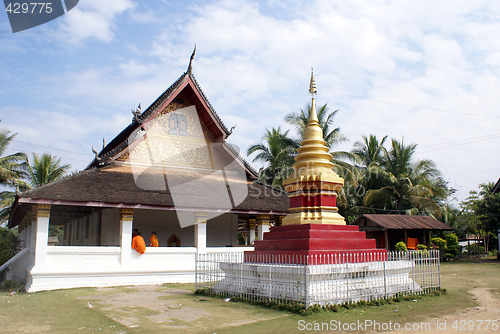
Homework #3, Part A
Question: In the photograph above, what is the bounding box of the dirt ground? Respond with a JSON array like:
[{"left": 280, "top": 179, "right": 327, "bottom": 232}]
[
  {"left": 77, "top": 285, "right": 289, "bottom": 333},
  {"left": 384, "top": 288, "right": 500, "bottom": 334},
  {"left": 78, "top": 284, "right": 500, "bottom": 334},
  {"left": 79, "top": 285, "right": 210, "bottom": 326}
]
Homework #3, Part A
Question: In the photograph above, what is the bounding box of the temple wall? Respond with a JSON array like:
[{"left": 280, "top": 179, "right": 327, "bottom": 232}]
[
  {"left": 100, "top": 209, "right": 120, "bottom": 246},
  {"left": 207, "top": 213, "right": 238, "bottom": 247},
  {"left": 64, "top": 211, "right": 103, "bottom": 246},
  {"left": 132, "top": 210, "right": 237, "bottom": 247}
]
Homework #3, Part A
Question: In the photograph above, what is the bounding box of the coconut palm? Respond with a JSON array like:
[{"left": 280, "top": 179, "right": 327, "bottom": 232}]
[
  {"left": 247, "top": 127, "right": 298, "bottom": 188},
  {"left": 25, "top": 153, "right": 70, "bottom": 188},
  {"left": 285, "top": 103, "right": 348, "bottom": 148},
  {"left": 363, "top": 138, "right": 448, "bottom": 216},
  {"left": 0, "top": 123, "right": 29, "bottom": 222},
  {"left": 0, "top": 124, "right": 26, "bottom": 187},
  {"left": 352, "top": 134, "right": 388, "bottom": 167},
  {"left": 285, "top": 104, "right": 358, "bottom": 186},
  {"left": 1, "top": 153, "right": 70, "bottom": 221}
]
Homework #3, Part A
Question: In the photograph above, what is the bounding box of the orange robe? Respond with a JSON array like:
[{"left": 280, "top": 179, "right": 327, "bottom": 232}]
[
  {"left": 132, "top": 235, "right": 146, "bottom": 254},
  {"left": 150, "top": 235, "right": 159, "bottom": 247}
]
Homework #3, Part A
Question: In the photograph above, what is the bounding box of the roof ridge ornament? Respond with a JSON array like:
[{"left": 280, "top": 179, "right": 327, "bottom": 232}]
[
  {"left": 187, "top": 44, "right": 196, "bottom": 74},
  {"left": 132, "top": 103, "right": 143, "bottom": 124}
]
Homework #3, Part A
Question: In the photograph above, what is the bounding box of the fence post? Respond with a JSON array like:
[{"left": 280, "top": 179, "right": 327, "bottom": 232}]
[
  {"left": 383, "top": 257, "right": 387, "bottom": 298},
  {"left": 304, "top": 255, "right": 309, "bottom": 308},
  {"left": 345, "top": 254, "right": 349, "bottom": 303},
  {"left": 437, "top": 250, "right": 441, "bottom": 290},
  {"left": 195, "top": 252, "right": 199, "bottom": 291}
]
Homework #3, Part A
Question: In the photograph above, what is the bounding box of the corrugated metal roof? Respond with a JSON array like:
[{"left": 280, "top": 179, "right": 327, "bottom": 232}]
[{"left": 352, "top": 214, "right": 454, "bottom": 230}]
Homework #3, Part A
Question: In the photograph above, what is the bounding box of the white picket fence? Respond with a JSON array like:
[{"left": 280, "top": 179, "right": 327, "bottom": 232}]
[{"left": 195, "top": 250, "right": 440, "bottom": 308}]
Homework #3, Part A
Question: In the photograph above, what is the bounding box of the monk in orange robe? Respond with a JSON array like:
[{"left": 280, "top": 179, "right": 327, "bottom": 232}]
[
  {"left": 149, "top": 231, "right": 159, "bottom": 247},
  {"left": 132, "top": 229, "right": 146, "bottom": 254}
]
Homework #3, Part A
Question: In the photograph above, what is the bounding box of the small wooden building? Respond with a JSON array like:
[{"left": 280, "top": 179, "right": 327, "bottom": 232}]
[{"left": 350, "top": 214, "right": 453, "bottom": 250}]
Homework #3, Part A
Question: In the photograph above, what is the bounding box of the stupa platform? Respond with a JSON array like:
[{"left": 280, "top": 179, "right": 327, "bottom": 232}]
[{"left": 245, "top": 224, "right": 387, "bottom": 264}]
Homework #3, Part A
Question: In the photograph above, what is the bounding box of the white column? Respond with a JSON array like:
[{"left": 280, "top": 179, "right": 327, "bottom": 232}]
[
  {"left": 34, "top": 204, "right": 51, "bottom": 266},
  {"left": 120, "top": 208, "right": 134, "bottom": 265},
  {"left": 194, "top": 212, "right": 207, "bottom": 253},
  {"left": 29, "top": 219, "right": 36, "bottom": 253},
  {"left": 248, "top": 218, "right": 256, "bottom": 245},
  {"left": 257, "top": 215, "right": 270, "bottom": 241}
]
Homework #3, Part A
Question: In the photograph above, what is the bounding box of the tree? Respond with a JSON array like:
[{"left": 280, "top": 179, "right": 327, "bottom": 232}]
[
  {"left": 25, "top": 153, "right": 70, "bottom": 188},
  {"left": 363, "top": 138, "right": 449, "bottom": 216},
  {"left": 0, "top": 123, "right": 28, "bottom": 222},
  {"left": 352, "top": 134, "right": 388, "bottom": 167},
  {"left": 343, "top": 135, "right": 389, "bottom": 218},
  {"left": 285, "top": 103, "right": 358, "bottom": 187},
  {"left": 0, "top": 227, "right": 21, "bottom": 266},
  {"left": 247, "top": 127, "right": 298, "bottom": 188},
  {"left": 458, "top": 182, "right": 500, "bottom": 252},
  {"left": 285, "top": 103, "right": 348, "bottom": 148},
  {"left": 0, "top": 122, "right": 26, "bottom": 187}
]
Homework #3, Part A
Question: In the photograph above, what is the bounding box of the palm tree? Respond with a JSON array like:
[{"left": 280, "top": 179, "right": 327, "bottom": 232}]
[
  {"left": 25, "top": 153, "right": 70, "bottom": 188},
  {"left": 363, "top": 138, "right": 448, "bottom": 215},
  {"left": 285, "top": 103, "right": 358, "bottom": 185},
  {"left": 0, "top": 123, "right": 28, "bottom": 222},
  {"left": 352, "top": 134, "right": 388, "bottom": 167},
  {"left": 247, "top": 127, "right": 298, "bottom": 188},
  {"left": 285, "top": 103, "right": 349, "bottom": 148},
  {"left": 1, "top": 153, "right": 70, "bottom": 221},
  {"left": 0, "top": 123, "right": 26, "bottom": 187}
]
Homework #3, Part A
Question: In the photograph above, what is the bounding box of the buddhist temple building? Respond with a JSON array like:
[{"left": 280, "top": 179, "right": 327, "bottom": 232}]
[{"left": 2, "top": 53, "right": 289, "bottom": 292}]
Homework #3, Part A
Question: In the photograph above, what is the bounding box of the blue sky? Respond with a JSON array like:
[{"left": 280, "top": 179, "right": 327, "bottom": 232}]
[{"left": 1, "top": 0, "right": 499, "bottom": 205}]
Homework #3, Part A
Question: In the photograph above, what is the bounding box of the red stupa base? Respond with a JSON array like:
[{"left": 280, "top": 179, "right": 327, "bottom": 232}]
[{"left": 244, "top": 224, "right": 387, "bottom": 265}]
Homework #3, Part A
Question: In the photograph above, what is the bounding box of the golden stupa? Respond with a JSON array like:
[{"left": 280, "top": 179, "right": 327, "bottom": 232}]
[{"left": 282, "top": 70, "right": 346, "bottom": 225}]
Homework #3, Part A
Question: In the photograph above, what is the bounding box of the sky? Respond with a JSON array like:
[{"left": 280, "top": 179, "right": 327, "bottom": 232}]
[{"left": 1, "top": 0, "right": 499, "bottom": 206}]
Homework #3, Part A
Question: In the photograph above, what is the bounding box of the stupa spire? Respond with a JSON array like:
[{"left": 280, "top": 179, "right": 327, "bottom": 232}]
[
  {"left": 308, "top": 69, "right": 319, "bottom": 123},
  {"left": 281, "top": 70, "right": 346, "bottom": 225}
]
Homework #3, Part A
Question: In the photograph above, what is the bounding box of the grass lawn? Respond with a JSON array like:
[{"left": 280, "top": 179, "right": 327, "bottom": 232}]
[{"left": 0, "top": 257, "right": 498, "bottom": 334}]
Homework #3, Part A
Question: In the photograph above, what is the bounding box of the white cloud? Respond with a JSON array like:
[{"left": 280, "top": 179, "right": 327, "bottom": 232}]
[{"left": 56, "top": 0, "right": 136, "bottom": 45}]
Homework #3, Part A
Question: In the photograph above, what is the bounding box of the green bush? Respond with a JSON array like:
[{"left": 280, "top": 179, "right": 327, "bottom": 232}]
[
  {"left": 395, "top": 241, "right": 408, "bottom": 251},
  {"left": 416, "top": 244, "right": 427, "bottom": 251},
  {"left": 0, "top": 228, "right": 21, "bottom": 266},
  {"left": 430, "top": 237, "right": 447, "bottom": 250},
  {"left": 445, "top": 233, "right": 460, "bottom": 259}
]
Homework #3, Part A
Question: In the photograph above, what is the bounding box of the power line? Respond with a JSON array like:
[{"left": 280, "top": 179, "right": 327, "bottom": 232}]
[
  {"left": 4, "top": 147, "right": 91, "bottom": 164},
  {"left": 419, "top": 133, "right": 500, "bottom": 148},
  {"left": 419, "top": 134, "right": 500, "bottom": 153},
  {"left": 10, "top": 139, "right": 92, "bottom": 156},
  {"left": 324, "top": 89, "right": 500, "bottom": 119}
]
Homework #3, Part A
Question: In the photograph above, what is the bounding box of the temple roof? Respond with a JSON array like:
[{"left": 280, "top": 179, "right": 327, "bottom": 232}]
[
  {"left": 87, "top": 67, "right": 257, "bottom": 176},
  {"left": 351, "top": 214, "right": 454, "bottom": 231},
  {"left": 9, "top": 164, "right": 289, "bottom": 228}
]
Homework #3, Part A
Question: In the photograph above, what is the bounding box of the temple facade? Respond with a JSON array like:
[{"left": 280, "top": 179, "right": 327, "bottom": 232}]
[{"left": 2, "top": 55, "right": 289, "bottom": 292}]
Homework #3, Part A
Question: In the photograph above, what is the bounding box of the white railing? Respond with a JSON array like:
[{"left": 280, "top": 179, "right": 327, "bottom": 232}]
[{"left": 195, "top": 250, "right": 440, "bottom": 308}]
